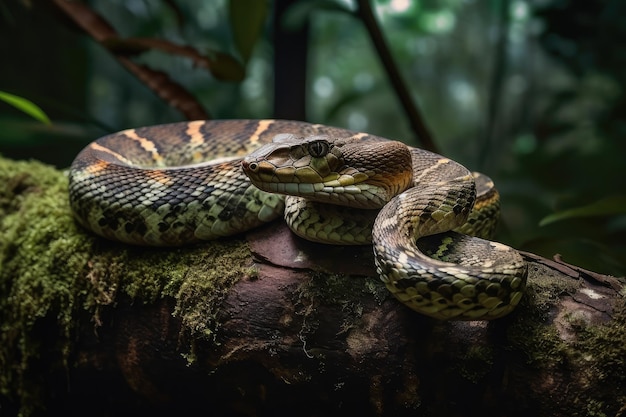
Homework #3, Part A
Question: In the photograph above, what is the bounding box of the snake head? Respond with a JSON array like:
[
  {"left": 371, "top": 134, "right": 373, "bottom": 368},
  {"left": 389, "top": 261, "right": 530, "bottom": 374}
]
[
  {"left": 242, "top": 134, "right": 413, "bottom": 209},
  {"left": 243, "top": 134, "right": 343, "bottom": 186}
]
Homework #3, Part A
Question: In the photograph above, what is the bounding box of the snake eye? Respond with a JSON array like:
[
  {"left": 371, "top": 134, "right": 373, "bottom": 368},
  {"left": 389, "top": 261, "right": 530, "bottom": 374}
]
[
  {"left": 243, "top": 160, "right": 258, "bottom": 172},
  {"left": 307, "top": 140, "right": 330, "bottom": 158}
]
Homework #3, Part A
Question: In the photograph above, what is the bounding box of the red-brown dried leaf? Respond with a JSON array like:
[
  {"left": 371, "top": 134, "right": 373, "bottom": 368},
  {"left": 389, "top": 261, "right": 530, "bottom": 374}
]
[
  {"left": 50, "top": 0, "right": 209, "bottom": 120},
  {"left": 102, "top": 37, "right": 245, "bottom": 82}
]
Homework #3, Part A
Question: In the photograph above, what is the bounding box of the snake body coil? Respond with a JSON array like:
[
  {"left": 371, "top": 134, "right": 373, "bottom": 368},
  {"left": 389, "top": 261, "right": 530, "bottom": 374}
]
[{"left": 69, "top": 119, "right": 527, "bottom": 320}]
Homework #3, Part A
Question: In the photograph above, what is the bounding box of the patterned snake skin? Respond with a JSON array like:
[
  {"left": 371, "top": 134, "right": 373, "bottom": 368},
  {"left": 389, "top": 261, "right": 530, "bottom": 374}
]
[{"left": 69, "top": 119, "right": 527, "bottom": 320}]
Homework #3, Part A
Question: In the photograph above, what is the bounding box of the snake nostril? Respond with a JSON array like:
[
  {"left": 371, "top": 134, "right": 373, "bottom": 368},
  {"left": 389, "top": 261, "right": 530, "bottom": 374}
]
[{"left": 247, "top": 162, "right": 258, "bottom": 171}]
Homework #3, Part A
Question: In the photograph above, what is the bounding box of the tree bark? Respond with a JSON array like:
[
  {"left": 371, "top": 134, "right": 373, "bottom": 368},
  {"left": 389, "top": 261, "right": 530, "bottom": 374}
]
[{"left": 0, "top": 156, "right": 624, "bottom": 417}]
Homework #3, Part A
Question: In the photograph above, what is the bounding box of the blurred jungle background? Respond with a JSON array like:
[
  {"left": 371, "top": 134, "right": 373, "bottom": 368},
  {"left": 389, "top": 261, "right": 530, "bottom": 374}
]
[{"left": 0, "top": 0, "right": 624, "bottom": 276}]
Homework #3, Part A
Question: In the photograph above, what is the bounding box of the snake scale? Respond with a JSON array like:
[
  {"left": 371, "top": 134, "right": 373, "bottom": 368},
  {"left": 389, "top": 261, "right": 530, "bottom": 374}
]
[{"left": 69, "top": 119, "right": 527, "bottom": 320}]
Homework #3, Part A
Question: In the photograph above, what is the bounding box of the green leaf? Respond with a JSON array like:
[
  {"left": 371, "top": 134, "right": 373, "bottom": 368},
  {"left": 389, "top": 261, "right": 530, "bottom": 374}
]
[
  {"left": 207, "top": 51, "right": 246, "bottom": 81},
  {"left": 229, "top": 0, "right": 268, "bottom": 63},
  {"left": 0, "top": 91, "right": 51, "bottom": 125},
  {"left": 539, "top": 195, "right": 626, "bottom": 226}
]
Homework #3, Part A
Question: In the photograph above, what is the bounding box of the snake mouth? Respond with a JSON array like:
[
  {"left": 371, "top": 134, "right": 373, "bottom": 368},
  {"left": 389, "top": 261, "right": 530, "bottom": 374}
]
[{"left": 242, "top": 158, "right": 387, "bottom": 208}]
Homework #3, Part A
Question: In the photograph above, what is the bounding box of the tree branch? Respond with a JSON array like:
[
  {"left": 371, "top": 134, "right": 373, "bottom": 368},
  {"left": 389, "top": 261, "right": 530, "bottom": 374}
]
[
  {"left": 50, "top": 0, "right": 213, "bottom": 120},
  {"left": 355, "top": 0, "right": 438, "bottom": 152},
  {"left": 1, "top": 155, "right": 625, "bottom": 417}
]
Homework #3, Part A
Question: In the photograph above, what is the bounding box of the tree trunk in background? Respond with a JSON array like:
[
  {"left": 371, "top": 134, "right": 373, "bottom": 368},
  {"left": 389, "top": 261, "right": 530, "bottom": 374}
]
[{"left": 273, "top": 0, "right": 308, "bottom": 120}]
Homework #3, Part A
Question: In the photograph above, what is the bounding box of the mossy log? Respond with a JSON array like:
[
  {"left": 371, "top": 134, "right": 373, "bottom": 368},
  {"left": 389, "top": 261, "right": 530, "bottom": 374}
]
[{"left": 0, "top": 156, "right": 625, "bottom": 417}]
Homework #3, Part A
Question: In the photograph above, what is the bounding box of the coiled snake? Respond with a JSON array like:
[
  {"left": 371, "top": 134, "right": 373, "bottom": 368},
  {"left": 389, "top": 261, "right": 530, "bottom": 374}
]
[{"left": 69, "top": 119, "right": 527, "bottom": 320}]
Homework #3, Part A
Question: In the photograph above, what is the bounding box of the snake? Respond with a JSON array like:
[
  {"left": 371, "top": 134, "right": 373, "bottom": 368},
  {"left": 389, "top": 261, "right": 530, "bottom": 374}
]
[{"left": 68, "top": 119, "right": 527, "bottom": 320}]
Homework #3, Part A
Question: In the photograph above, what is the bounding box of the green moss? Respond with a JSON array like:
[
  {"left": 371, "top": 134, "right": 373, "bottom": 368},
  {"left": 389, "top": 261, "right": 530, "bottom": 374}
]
[
  {"left": 294, "top": 271, "right": 380, "bottom": 336},
  {"left": 573, "top": 301, "right": 626, "bottom": 386},
  {"left": 0, "top": 156, "right": 254, "bottom": 414},
  {"left": 0, "top": 158, "right": 90, "bottom": 414},
  {"left": 509, "top": 267, "right": 626, "bottom": 372},
  {"left": 505, "top": 265, "right": 626, "bottom": 416},
  {"left": 585, "top": 400, "right": 608, "bottom": 417},
  {"left": 80, "top": 239, "right": 252, "bottom": 335},
  {"left": 457, "top": 345, "right": 495, "bottom": 383}
]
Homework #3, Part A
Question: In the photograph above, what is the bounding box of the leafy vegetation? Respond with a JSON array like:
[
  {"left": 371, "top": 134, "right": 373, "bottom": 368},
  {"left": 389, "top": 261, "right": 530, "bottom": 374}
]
[
  {"left": 0, "top": 0, "right": 624, "bottom": 275},
  {"left": 0, "top": 91, "right": 50, "bottom": 124}
]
